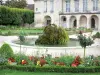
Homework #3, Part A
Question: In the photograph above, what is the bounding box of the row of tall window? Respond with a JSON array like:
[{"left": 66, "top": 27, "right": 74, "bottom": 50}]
[
  {"left": 66, "top": 0, "right": 98, "bottom": 12},
  {"left": 44, "top": 0, "right": 54, "bottom": 13},
  {"left": 43, "top": 0, "right": 98, "bottom": 13}
]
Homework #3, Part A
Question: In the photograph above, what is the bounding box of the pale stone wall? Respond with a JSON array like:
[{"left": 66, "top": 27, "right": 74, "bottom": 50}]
[{"left": 34, "top": 0, "right": 100, "bottom": 30}]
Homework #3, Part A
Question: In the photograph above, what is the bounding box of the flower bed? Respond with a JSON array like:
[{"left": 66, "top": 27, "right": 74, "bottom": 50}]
[
  {"left": 0, "top": 54, "right": 100, "bottom": 73},
  {"left": 0, "top": 43, "right": 100, "bottom": 73}
]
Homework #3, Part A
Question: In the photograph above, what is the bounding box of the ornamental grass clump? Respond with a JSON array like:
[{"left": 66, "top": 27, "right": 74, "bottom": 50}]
[{"left": 35, "top": 24, "right": 69, "bottom": 45}]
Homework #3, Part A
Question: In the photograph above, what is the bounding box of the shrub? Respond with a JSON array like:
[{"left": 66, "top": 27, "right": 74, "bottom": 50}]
[
  {"left": 1, "top": 65, "right": 100, "bottom": 73},
  {"left": 92, "top": 32, "right": 100, "bottom": 39},
  {"left": 7, "top": 30, "right": 12, "bottom": 35},
  {"left": 5, "top": 65, "right": 34, "bottom": 72},
  {"left": 0, "top": 57, "right": 8, "bottom": 65},
  {"left": 14, "top": 54, "right": 32, "bottom": 65},
  {"left": 86, "top": 28, "right": 92, "bottom": 32},
  {"left": 0, "top": 43, "right": 14, "bottom": 58},
  {"left": 0, "top": 30, "right": 2, "bottom": 35},
  {"left": 84, "top": 56, "right": 100, "bottom": 67},
  {"left": 53, "top": 56, "right": 75, "bottom": 67},
  {"left": 35, "top": 24, "right": 69, "bottom": 45},
  {"left": 45, "top": 54, "right": 53, "bottom": 66},
  {"left": 0, "top": 6, "right": 34, "bottom": 26}
]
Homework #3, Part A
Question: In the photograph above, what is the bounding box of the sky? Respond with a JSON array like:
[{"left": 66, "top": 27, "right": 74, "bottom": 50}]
[
  {"left": 26, "top": 0, "right": 34, "bottom": 4},
  {"left": 2, "top": 0, "right": 34, "bottom": 4}
]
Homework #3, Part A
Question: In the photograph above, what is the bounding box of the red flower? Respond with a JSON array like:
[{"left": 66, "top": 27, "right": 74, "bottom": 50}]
[
  {"left": 71, "top": 56, "right": 81, "bottom": 67},
  {"left": 21, "top": 60, "right": 27, "bottom": 65},
  {"left": 40, "top": 58, "right": 47, "bottom": 67},
  {"left": 71, "top": 63, "right": 77, "bottom": 67},
  {"left": 8, "top": 58, "right": 15, "bottom": 62}
]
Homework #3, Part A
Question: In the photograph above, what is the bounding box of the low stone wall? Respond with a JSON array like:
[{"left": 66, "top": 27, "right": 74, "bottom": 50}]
[
  {"left": 5, "top": 36, "right": 100, "bottom": 57},
  {"left": 9, "top": 44, "right": 100, "bottom": 57}
]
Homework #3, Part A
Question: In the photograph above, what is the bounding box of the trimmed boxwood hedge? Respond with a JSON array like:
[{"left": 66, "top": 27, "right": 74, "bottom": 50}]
[
  {"left": 0, "top": 65, "right": 100, "bottom": 73},
  {"left": 0, "top": 43, "right": 14, "bottom": 58},
  {"left": 0, "top": 6, "right": 34, "bottom": 26}
]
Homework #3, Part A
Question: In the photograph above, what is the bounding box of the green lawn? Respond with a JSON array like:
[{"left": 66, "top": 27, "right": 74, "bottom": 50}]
[
  {"left": 0, "top": 69, "right": 100, "bottom": 75},
  {"left": 1, "top": 29, "right": 43, "bottom": 33},
  {"left": 0, "top": 29, "right": 43, "bottom": 35}
]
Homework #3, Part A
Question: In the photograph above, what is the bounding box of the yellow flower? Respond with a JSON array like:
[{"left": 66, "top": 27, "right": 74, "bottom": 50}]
[{"left": 37, "top": 61, "right": 40, "bottom": 66}]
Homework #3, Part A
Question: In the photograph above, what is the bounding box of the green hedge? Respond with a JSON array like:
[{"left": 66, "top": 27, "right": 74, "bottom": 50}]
[
  {"left": 0, "top": 65, "right": 100, "bottom": 73},
  {"left": 0, "top": 6, "right": 34, "bottom": 26},
  {"left": 0, "top": 43, "right": 14, "bottom": 58}
]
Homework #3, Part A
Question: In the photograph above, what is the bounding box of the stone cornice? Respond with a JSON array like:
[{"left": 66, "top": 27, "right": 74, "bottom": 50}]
[{"left": 59, "top": 12, "right": 100, "bottom": 15}]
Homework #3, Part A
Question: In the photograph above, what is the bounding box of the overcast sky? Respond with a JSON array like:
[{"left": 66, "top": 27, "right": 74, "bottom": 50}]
[
  {"left": 2, "top": 0, "right": 34, "bottom": 4},
  {"left": 26, "top": 0, "right": 34, "bottom": 4}
]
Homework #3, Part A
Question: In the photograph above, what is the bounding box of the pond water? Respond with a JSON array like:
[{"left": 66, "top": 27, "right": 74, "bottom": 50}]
[{"left": 13, "top": 38, "right": 80, "bottom": 47}]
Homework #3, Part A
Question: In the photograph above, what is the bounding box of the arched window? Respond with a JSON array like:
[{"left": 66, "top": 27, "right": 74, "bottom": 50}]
[
  {"left": 91, "top": 18, "right": 95, "bottom": 28},
  {"left": 75, "top": 0, "right": 79, "bottom": 12},
  {"left": 74, "top": 20, "right": 77, "bottom": 27},
  {"left": 91, "top": 15, "right": 99, "bottom": 29},
  {"left": 44, "top": 16, "right": 51, "bottom": 25},
  {"left": 83, "top": 0, "right": 87, "bottom": 12}
]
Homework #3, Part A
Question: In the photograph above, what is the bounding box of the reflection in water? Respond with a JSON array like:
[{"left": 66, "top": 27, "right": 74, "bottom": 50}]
[{"left": 13, "top": 38, "right": 79, "bottom": 47}]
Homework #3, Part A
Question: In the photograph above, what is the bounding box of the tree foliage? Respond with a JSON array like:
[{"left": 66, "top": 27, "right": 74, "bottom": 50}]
[
  {"left": 78, "top": 34, "right": 94, "bottom": 59},
  {"left": 0, "top": 6, "right": 34, "bottom": 26},
  {"left": 78, "top": 34, "right": 94, "bottom": 48},
  {"left": 35, "top": 24, "right": 69, "bottom": 45},
  {"left": 5, "top": 0, "right": 27, "bottom": 8}
]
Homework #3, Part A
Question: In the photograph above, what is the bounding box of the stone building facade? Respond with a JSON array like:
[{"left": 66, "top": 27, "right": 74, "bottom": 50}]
[{"left": 34, "top": 0, "right": 100, "bottom": 30}]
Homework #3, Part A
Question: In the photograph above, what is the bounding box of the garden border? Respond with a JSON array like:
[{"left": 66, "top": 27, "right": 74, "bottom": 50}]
[{"left": 0, "top": 65, "right": 100, "bottom": 73}]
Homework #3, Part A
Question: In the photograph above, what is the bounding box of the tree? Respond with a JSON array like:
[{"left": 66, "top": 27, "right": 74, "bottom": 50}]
[
  {"left": 22, "top": 11, "right": 34, "bottom": 27},
  {"left": 5, "top": 0, "right": 27, "bottom": 8},
  {"left": 78, "top": 34, "right": 93, "bottom": 61}
]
